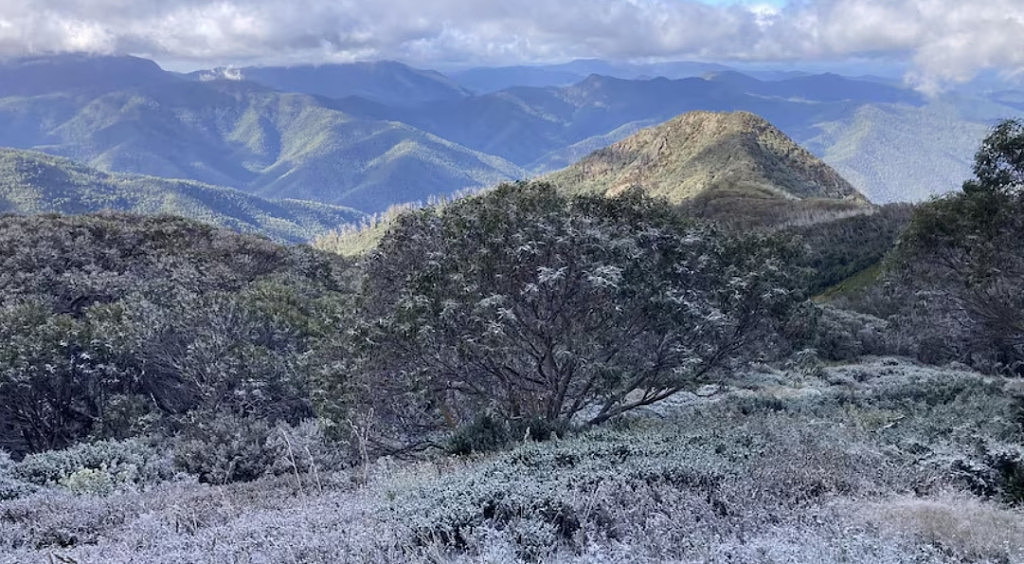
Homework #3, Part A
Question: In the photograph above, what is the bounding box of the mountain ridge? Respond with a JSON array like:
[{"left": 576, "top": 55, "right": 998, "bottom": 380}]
[{"left": 547, "top": 110, "right": 867, "bottom": 203}]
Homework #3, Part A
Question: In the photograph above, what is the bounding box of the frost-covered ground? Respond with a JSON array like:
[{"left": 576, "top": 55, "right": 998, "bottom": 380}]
[{"left": 3, "top": 357, "right": 1023, "bottom": 563}]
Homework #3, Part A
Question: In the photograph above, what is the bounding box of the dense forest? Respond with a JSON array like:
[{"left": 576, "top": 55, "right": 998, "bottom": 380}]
[{"left": 1, "top": 123, "right": 1024, "bottom": 563}]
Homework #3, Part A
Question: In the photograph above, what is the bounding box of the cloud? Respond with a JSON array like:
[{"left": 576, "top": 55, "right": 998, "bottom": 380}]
[{"left": 1, "top": 0, "right": 1022, "bottom": 91}]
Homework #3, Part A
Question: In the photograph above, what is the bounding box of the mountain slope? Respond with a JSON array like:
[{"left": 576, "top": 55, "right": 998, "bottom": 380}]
[
  {"left": 808, "top": 102, "right": 995, "bottom": 203},
  {"left": 0, "top": 148, "right": 363, "bottom": 243},
  {"left": 547, "top": 111, "right": 866, "bottom": 202},
  {"left": 0, "top": 54, "right": 174, "bottom": 97}
]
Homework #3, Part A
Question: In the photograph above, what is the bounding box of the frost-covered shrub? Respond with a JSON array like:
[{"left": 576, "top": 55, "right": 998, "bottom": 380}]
[
  {"left": 264, "top": 419, "right": 346, "bottom": 484},
  {"left": 173, "top": 412, "right": 274, "bottom": 484},
  {"left": 14, "top": 438, "right": 173, "bottom": 491},
  {"left": 788, "top": 348, "right": 826, "bottom": 378},
  {"left": 952, "top": 443, "right": 1024, "bottom": 506},
  {"left": 810, "top": 306, "right": 895, "bottom": 361},
  {"left": 0, "top": 451, "right": 37, "bottom": 500},
  {"left": 339, "top": 183, "right": 804, "bottom": 452},
  {"left": 446, "top": 414, "right": 563, "bottom": 456},
  {"left": 383, "top": 414, "right": 900, "bottom": 559},
  {"left": 59, "top": 468, "right": 117, "bottom": 496}
]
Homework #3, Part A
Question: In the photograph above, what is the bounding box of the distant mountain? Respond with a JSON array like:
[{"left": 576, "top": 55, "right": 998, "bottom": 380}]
[
  {"left": 546, "top": 111, "right": 869, "bottom": 226},
  {"left": 0, "top": 54, "right": 173, "bottom": 97},
  {"left": 449, "top": 59, "right": 730, "bottom": 93},
  {"left": 351, "top": 72, "right": 922, "bottom": 171},
  {"left": 3, "top": 54, "right": 1020, "bottom": 211},
  {"left": 450, "top": 66, "right": 586, "bottom": 94},
  {"left": 808, "top": 102, "right": 992, "bottom": 203},
  {"left": 0, "top": 148, "right": 363, "bottom": 243},
  {"left": 192, "top": 61, "right": 470, "bottom": 106},
  {"left": 0, "top": 55, "right": 525, "bottom": 213}
]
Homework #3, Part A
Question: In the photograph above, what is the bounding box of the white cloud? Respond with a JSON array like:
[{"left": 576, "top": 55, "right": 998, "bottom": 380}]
[{"left": 0, "top": 0, "right": 1022, "bottom": 91}]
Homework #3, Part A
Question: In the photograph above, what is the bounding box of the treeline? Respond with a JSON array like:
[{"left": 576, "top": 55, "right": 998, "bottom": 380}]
[{"left": 789, "top": 203, "right": 915, "bottom": 295}]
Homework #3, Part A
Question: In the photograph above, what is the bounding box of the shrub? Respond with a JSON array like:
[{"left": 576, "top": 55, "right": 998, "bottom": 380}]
[
  {"left": 446, "top": 414, "right": 565, "bottom": 456},
  {"left": 0, "top": 451, "right": 37, "bottom": 500},
  {"left": 59, "top": 468, "right": 117, "bottom": 496},
  {"left": 953, "top": 443, "right": 1024, "bottom": 506},
  {"left": 13, "top": 438, "right": 174, "bottom": 491},
  {"left": 264, "top": 419, "right": 346, "bottom": 488},
  {"left": 884, "top": 120, "right": 1024, "bottom": 373},
  {"left": 172, "top": 412, "right": 274, "bottom": 484}
]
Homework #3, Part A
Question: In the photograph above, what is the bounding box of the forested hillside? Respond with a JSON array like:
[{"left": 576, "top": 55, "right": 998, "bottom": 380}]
[
  {"left": 0, "top": 56, "right": 526, "bottom": 213},
  {"left": 0, "top": 148, "right": 363, "bottom": 243}
]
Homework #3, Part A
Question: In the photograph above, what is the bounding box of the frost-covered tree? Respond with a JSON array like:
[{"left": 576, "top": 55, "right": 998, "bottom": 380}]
[{"left": 338, "top": 183, "right": 803, "bottom": 448}]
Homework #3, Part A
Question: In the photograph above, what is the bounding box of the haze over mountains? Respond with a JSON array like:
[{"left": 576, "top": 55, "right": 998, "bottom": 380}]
[{"left": 0, "top": 53, "right": 1021, "bottom": 232}]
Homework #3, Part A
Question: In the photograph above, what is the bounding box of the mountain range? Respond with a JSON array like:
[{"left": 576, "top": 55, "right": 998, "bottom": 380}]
[
  {"left": 0, "top": 55, "right": 525, "bottom": 214},
  {"left": 0, "top": 53, "right": 1021, "bottom": 236},
  {"left": 315, "top": 110, "right": 871, "bottom": 255}
]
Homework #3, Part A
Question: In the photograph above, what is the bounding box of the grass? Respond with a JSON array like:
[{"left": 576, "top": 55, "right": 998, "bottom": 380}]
[
  {"left": 2, "top": 357, "right": 1022, "bottom": 563},
  {"left": 814, "top": 261, "right": 884, "bottom": 303}
]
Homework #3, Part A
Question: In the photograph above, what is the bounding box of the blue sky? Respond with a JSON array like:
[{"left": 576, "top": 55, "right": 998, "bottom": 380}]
[{"left": 1, "top": 0, "right": 1022, "bottom": 92}]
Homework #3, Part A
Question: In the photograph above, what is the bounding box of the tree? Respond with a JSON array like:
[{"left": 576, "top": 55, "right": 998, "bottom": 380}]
[
  {"left": 891, "top": 119, "right": 1024, "bottom": 371},
  {"left": 336, "top": 183, "right": 803, "bottom": 449},
  {"left": 963, "top": 118, "right": 1024, "bottom": 195}
]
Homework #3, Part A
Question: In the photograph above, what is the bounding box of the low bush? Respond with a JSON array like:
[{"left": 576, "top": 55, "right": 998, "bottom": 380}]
[
  {"left": 172, "top": 412, "right": 275, "bottom": 485},
  {"left": 446, "top": 414, "right": 566, "bottom": 456},
  {"left": 0, "top": 451, "right": 37, "bottom": 500},
  {"left": 13, "top": 438, "right": 174, "bottom": 492}
]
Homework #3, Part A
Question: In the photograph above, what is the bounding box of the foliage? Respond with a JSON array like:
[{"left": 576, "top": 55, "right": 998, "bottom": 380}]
[
  {"left": 0, "top": 451, "right": 37, "bottom": 501},
  {"left": 887, "top": 119, "right": 1024, "bottom": 372},
  {"left": 5, "top": 358, "right": 1024, "bottom": 563},
  {"left": 13, "top": 438, "right": 174, "bottom": 491},
  {"left": 788, "top": 203, "right": 914, "bottom": 296},
  {"left": 0, "top": 214, "right": 352, "bottom": 457},
  {"left": 172, "top": 412, "right": 275, "bottom": 485},
  {"left": 331, "top": 182, "right": 804, "bottom": 451}
]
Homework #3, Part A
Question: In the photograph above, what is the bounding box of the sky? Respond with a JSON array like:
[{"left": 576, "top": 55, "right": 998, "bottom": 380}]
[{"left": 2, "top": 0, "right": 1023, "bottom": 92}]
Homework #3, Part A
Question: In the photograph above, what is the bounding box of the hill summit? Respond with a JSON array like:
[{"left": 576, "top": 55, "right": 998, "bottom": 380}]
[{"left": 547, "top": 111, "right": 868, "bottom": 206}]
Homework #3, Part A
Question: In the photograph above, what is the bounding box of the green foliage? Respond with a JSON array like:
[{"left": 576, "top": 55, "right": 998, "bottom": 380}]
[
  {"left": 332, "top": 182, "right": 804, "bottom": 451},
  {"left": 963, "top": 118, "right": 1024, "bottom": 195},
  {"left": 789, "top": 203, "right": 914, "bottom": 296},
  {"left": 446, "top": 414, "right": 562, "bottom": 456}
]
